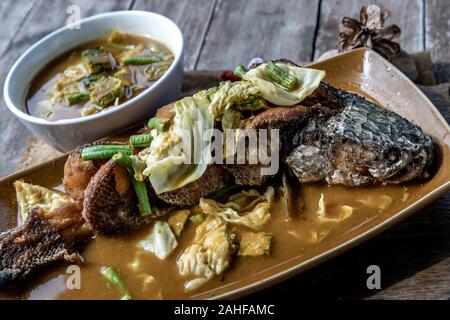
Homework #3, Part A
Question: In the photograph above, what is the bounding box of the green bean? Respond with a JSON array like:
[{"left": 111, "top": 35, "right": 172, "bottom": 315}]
[
  {"left": 123, "top": 56, "right": 161, "bottom": 66},
  {"left": 189, "top": 214, "right": 205, "bottom": 224},
  {"left": 129, "top": 134, "right": 153, "bottom": 148},
  {"left": 81, "top": 145, "right": 131, "bottom": 160},
  {"left": 130, "top": 173, "right": 152, "bottom": 216},
  {"left": 112, "top": 152, "right": 132, "bottom": 168},
  {"left": 101, "top": 267, "right": 132, "bottom": 300},
  {"left": 65, "top": 92, "right": 90, "bottom": 105},
  {"left": 233, "top": 65, "right": 248, "bottom": 78},
  {"left": 265, "top": 61, "right": 298, "bottom": 90}
]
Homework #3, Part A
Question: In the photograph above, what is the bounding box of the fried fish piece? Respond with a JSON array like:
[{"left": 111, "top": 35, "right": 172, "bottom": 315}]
[
  {"left": 63, "top": 140, "right": 128, "bottom": 201},
  {"left": 0, "top": 202, "right": 91, "bottom": 284},
  {"left": 82, "top": 160, "right": 172, "bottom": 234}
]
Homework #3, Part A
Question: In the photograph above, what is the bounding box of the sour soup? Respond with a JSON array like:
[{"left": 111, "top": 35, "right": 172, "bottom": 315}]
[{"left": 26, "top": 30, "right": 174, "bottom": 121}]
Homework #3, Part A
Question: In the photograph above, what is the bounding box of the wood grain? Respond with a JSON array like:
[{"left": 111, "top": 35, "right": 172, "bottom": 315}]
[
  {"left": 131, "top": 0, "right": 216, "bottom": 70},
  {"left": 196, "top": 0, "right": 320, "bottom": 69},
  {"left": 0, "top": 0, "right": 35, "bottom": 58},
  {"left": 0, "top": 0, "right": 132, "bottom": 177},
  {"left": 314, "top": 0, "right": 424, "bottom": 60},
  {"left": 425, "top": 0, "right": 450, "bottom": 84}
]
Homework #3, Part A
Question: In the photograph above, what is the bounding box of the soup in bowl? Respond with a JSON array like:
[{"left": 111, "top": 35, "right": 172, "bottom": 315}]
[{"left": 4, "top": 11, "right": 184, "bottom": 151}]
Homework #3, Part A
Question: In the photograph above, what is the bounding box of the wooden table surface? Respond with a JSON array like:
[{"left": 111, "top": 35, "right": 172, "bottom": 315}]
[{"left": 0, "top": 0, "right": 449, "bottom": 300}]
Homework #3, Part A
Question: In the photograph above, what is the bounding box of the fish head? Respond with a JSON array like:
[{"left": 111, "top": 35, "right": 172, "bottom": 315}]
[{"left": 328, "top": 103, "right": 434, "bottom": 185}]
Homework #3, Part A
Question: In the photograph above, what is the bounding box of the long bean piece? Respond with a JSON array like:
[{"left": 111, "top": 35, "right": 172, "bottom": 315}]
[
  {"left": 123, "top": 56, "right": 160, "bottom": 66},
  {"left": 265, "top": 61, "right": 298, "bottom": 90},
  {"left": 112, "top": 152, "right": 152, "bottom": 216},
  {"left": 112, "top": 152, "right": 132, "bottom": 168},
  {"left": 81, "top": 145, "right": 131, "bottom": 160},
  {"left": 65, "top": 92, "right": 90, "bottom": 105},
  {"left": 101, "top": 267, "right": 132, "bottom": 300},
  {"left": 129, "top": 134, "right": 153, "bottom": 148},
  {"left": 233, "top": 65, "right": 248, "bottom": 78},
  {"left": 130, "top": 173, "right": 152, "bottom": 216}
]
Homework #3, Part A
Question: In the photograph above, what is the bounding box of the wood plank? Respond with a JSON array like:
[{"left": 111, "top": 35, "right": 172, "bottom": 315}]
[
  {"left": 0, "top": 0, "right": 133, "bottom": 178},
  {"left": 132, "top": 0, "right": 216, "bottom": 70},
  {"left": 196, "top": 0, "right": 320, "bottom": 70},
  {"left": 314, "top": 0, "right": 424, "bottom": 60},
  {"left": 0, "top": 0, "right": 35, "bottom": 58},
  {"left": 425, "top": 0, "right": 450, "bottom": 84}
]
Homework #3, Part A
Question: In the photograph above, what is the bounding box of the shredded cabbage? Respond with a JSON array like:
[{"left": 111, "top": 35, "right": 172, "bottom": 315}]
[
  {"left": 243, "top": 63, "right": 325, "bottom": 106},
  {"left": 177, "top": 216, "right": 236, "bottom": 291},
  {"left": 199, "top": 186, "right": 274, "bottom": 230},
  {"left": 209, "top": 81, "right": 261, "bottom": 119}
]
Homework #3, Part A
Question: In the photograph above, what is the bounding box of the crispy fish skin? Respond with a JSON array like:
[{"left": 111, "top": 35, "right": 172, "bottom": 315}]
[
  {"left": 287, "top": 98, "right": 434, "bottom": 186},
  {"left": 82, "top": 160, "right": 173, "bottom": 234},
  {"left": 225, "top": 106, "right": 310, "bottom": 185},
  {"left": 63, "top": 140, "right": 128, "bottom": 201},
  {"left": 157, "top": 164, "right": 231, "bottom": 207},
  {"left": 0, "top": 202, "right": 91, "bottom": 284},
  {"left": 82, "top": 160, "right": 148, "bottom": 234}
]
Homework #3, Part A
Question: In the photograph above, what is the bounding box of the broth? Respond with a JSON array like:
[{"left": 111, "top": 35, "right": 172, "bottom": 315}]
[
  {"left": 24, "top": 181, "right": 421, "bottom": 300},
  {"left": 27, "top": 32, "right": 173, "bottom": 121}
]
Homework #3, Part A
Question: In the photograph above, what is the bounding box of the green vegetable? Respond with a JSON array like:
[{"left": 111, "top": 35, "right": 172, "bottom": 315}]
[
  {"left": 265, "top": 61, "right": 298, "bottom": 90},
  {"left": 123, "top": 55, "right": 161, "bottom": 66},
  {"left": 235, "top": 97, "right": 268, "bottom": 111},
  {"left": 130, "top": 173, "right": 152, "bottom": 216},
  {"left": 129, "top": 134, "right": 153, "bottom": 148},
  {"left": 147, "top": 117, "right": 169, "bottom": 131},
  {"left": 233, "top": 65, "right": 248, "bottom": 78},
  {"left": 149, "top": 45, "right": 161, "bottom": 54},
  {"left": 189, "top": 214, "right": 205, "bottom": 224},
  {"left": 81, "top": 47, "right": 111, "bottom": 74},
  {"left": 210, "top": 184, "right": 241, "bottom": 199},
  {"left": 101, "top": 267, "right": 132, "bottom": 300},
  {"left": 65, "top": 92, "right": 90, "bottom": 105},
  {"left": 112, "top": 152, "right": 133, "bottom": 168},
  {"left": 112, "top": 152, "right": 151, "bottom": 215},
  {"left": 90, "top": 76, "right": 123, "bottom": 107},
  {"left": 81, "top": 145, "right": 131, "bottom": 160}
]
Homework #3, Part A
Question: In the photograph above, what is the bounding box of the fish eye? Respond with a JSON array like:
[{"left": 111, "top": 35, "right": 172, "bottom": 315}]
[{"left": 385, "top": 147, "right": 401, "bottom": 163}]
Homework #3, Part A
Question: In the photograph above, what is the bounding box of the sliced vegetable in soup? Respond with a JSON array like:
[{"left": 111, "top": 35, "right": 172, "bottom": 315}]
[{"left": 26, "top": 30, "right": 174, "bottom": 121}]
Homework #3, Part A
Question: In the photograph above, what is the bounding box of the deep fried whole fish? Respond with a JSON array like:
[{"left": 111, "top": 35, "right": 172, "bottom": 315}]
[{"left": 286, "top": 96, "right": 434, "bottom": 186}]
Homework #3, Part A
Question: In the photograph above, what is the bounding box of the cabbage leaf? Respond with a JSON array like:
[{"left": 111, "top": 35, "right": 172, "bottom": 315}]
[
  {"left": 243, "top": 63, "right": 326, "bottom": 106},
  {"left": 140, "top": 96, "right": 214, "bottom": 194},
  {"left": 138, "top": 221, "right": 178, "bottom": 260}
]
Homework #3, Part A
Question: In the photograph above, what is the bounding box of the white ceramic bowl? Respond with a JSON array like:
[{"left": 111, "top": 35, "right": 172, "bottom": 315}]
[{"left": 4, "top": 10, "right": 184, "bottom": 151}]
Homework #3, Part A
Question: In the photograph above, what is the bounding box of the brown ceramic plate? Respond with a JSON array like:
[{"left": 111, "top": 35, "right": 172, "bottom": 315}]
[{"left": 0, "top": 48, "right": 449, "bottom": 299}]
